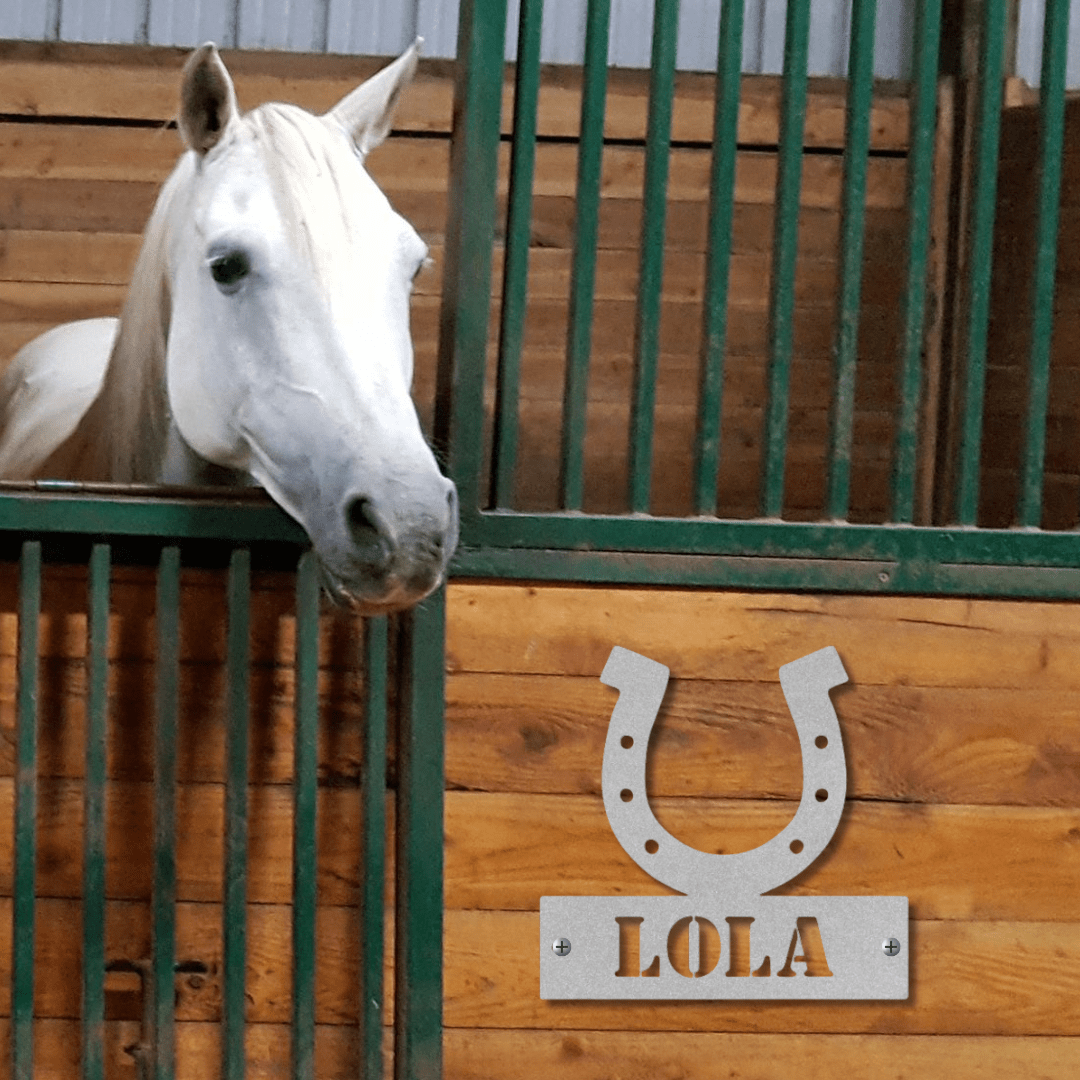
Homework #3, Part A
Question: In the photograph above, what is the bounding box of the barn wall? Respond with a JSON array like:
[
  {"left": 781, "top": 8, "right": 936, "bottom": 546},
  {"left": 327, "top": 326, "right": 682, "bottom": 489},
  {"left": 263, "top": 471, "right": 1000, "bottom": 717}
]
[
  {"left": 439, "top": 581, "right": 1080, "bottom": 1077},
  {"left": 986, "top": 96, "right": 1080, "bottom": 530},
  {"left": 2, "top": 573, "right": 1077, "bottom": 1075},
  {"left": 0, "top": 41, "right": 934, "bottom": 522}
]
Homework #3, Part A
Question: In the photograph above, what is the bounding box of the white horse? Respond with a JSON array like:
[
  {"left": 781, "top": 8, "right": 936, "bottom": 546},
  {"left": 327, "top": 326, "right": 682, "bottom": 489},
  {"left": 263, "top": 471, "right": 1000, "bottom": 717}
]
[{"left": 0, "top": 42, "right": 457, "bottom": 614}]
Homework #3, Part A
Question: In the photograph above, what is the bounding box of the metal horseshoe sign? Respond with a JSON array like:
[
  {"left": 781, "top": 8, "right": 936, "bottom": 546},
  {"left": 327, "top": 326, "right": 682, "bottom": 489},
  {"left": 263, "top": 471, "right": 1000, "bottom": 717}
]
[{"left": 539, "top": 646, "right": 909, "bottom": 1000}]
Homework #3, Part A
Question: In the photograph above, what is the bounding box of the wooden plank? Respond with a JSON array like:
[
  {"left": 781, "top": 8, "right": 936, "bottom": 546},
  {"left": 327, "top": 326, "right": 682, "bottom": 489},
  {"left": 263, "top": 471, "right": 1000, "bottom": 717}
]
[
  {"left": 0, "top": 564, "right": 364, "bottom": 669},
  {"left": 12, "top": 662, "right": 1078, "bottom": 807},
  {"left": 0, "top": 285, "right": 901, "bottom": 367},
  {"left": 0, "top": 231, "right": 905, "bottom": 315},
  {"left": 0, "top": 655, "right": 369, "bottom": 784},
  {"left": 0, "top": 41, "right": 911, "bottom": 150},
  {"left": 0, "top": 126, "right": 908, "bottom": 210},
  {"left": 0, "top": 777, "right": 387, "bottom": 908},
  {"left": 0, "top": 900, "right": 1075, "bottom": 1034},
  {"left": 0, "top": 177, "right": 904, "bottom": 258},
  {"left": 444, "top": 912, "right": 1080, "bottom": 1035},
  {"left": 442, "top": 1030, "right": 1080, "bottom": 1080},
  {"left": 0, "top": 178, "right": 448, "bottom": 242},
  {"left": 0, "top": 777, "right": 1073, "bottom": 920},
  {"left": 444, "top": 673, "right": 1080, "bottom": 806},
  {"left": 444, "top": 584, "right": 1080, "bottom": 691},
  {"left": 441, "top": 792, "right": 1080, "bottom": 921},
  {"left": 0, "top": 896, "right": 371, "bottom": 1024},
  {"left": 0, "top": 1018, "right": 379, "bottom": 1080}
]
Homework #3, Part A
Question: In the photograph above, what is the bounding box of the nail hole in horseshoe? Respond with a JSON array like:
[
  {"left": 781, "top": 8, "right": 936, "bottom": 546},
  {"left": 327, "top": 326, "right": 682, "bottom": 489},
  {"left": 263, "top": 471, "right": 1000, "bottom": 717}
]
[
  {"left": 620, "top": 789, "right": 634, "bottom": 802},
  {"left": 815, "top": 788, "right": 828, "bottom": 802},
  {"left": 789, "top": 840, "right": 804, "bottom": 854},
  {"left": 644, "top": 839, "right": 659, "bottom": 854},
  {"left": 815, "top": 735, "right": 828, "bottom": 749},
  {"left": 620, "top": 735, "right": 634, "bottom": 749}
]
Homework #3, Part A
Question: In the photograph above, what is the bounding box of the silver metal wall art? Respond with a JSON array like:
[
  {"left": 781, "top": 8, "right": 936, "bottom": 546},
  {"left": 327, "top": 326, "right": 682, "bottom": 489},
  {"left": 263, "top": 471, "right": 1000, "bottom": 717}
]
[{"left": 540, "top": 646, "right": 909, "bottom": 1000}]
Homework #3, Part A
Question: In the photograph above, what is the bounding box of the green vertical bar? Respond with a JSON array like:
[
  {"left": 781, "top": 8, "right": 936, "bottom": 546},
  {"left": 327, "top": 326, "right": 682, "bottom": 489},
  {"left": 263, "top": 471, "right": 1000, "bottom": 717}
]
[
  {"left": 360, "top": 616, "right": 388, "bottom": 1080},
  {"left": 826, "top": 0, "right": 878, "bottom": 520},
  {"left": 761, "top": 0, "right": 811, "bottom": 518},
  {"left": 560, "top": 0, "right": 612, "bottom": 510},
  {"left": 1018, "top": 0, "right": 1069, "bottom": 527},
  {"left": 394, "top": 589, "right": 446, "bottom": 1080},
  {"left": 152, "top": 545, "right": 180, "bottom": 1080},
  {"left": 892, "top": 0, "right": 942, "bottom": 523},
  {"left": 82, "top": 544, "right": 110, "bottom": 1080},
  {"left": 434, "top": 0, "right": 508, "bottom": 527},
  {"left": 12, "top": 540, "right": 40, "bottom": 1080},
  {"left": 954, "top": 0, "right": 1007, "bottom": 525},
  {"left": 292, "top": 552, "right": 319, "bottom": 1080},
  {"left": 628, "top": 0, "right": 680, "bottom": 513},
  {"left": 693, "top": 0, "right": 745, "bottom": 515},
  {"left": 223, "top": 548, "right": 250, "bottom": 1080},
  {"left": 491, "top": 0, "right": 544, "bottom": 508}
]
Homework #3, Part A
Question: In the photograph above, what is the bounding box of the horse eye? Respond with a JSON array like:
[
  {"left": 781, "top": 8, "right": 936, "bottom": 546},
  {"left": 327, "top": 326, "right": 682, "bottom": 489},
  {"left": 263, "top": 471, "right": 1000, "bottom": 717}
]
[{"left": 209, "top": 251, "right": 250, "bottom": 291}]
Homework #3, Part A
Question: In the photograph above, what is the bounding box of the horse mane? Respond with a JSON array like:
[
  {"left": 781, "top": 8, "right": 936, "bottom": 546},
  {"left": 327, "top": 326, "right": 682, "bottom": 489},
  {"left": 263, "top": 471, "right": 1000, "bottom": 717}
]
[{"left": 64, "top": 101, "right": 373, "bottom": 482}]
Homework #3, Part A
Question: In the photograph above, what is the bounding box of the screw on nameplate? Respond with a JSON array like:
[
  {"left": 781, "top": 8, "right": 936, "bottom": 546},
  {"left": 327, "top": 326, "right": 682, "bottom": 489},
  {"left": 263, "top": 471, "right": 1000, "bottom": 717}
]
[{"left": 539, "top": 646, "right": 910, "bottom": 1001}]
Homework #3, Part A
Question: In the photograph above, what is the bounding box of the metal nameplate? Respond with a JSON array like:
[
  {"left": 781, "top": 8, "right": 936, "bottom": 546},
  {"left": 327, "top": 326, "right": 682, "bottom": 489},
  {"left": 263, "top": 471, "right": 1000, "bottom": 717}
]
[
  {"left": 540, "top": 646, "right": 910, "bottom": 1001},
  {"left": 541, "top": 894, "right": 909, "bottom": 999}
]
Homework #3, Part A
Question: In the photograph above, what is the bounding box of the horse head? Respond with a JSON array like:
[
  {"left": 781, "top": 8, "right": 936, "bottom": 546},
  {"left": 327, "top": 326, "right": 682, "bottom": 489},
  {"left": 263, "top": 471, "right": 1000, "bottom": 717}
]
[{"left": 164, "top": 43, "right": 457, "bottom": 613}]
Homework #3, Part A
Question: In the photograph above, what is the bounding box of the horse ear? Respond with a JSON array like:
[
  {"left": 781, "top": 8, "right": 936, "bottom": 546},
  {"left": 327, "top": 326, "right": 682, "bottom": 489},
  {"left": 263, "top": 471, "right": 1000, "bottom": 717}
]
[
  {"left": 179, "top": 43, "right": 239, "bottom": 156},
  {"left": 327, "top": 39, "right": 421, "bottom": 158}
]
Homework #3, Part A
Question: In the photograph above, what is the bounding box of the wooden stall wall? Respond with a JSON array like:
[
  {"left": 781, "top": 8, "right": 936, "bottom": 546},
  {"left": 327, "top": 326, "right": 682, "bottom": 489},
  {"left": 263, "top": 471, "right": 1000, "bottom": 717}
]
[
  {"left": 987, "top": 96, "right": 1080, "bottom": 530},
  {"left": 0, "top": 42, "right": 941, "bottom": 522},
  {"left": 441, "top": 583, "right": 1080, "bottom": 1078}
]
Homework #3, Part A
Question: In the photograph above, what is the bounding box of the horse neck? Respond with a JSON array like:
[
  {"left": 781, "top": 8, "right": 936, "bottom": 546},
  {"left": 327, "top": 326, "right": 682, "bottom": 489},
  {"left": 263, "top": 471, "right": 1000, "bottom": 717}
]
[{"left": 71, "top": 164, "right": 184, "bottom": 482}]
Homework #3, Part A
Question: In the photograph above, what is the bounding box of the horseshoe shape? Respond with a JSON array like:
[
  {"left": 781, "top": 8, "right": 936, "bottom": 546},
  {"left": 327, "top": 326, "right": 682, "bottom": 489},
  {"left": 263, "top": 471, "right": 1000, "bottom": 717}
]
[{"left": 600, "top": 645, "right": 849, "bottom": 899}]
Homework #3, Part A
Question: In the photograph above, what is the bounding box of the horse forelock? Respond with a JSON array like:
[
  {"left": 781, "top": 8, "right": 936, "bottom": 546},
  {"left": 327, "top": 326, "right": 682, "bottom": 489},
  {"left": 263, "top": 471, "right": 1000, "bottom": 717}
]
[{"left": 241, "top": 102, "right": 386, "bottom": 290}]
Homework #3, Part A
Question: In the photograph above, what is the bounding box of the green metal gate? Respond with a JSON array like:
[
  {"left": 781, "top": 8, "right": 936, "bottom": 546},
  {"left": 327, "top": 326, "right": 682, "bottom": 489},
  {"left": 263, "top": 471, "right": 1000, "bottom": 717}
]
[
  {"left": 441, "top": 0, "right": 1080, "bottom": 599},
  {"left": 1, "top": 487, "right": 445, "bottom": 1079}
]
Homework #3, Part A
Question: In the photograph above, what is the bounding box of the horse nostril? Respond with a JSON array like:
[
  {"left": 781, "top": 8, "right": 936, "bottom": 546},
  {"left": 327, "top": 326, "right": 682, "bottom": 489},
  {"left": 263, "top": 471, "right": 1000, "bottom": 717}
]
[{"left": 346, "top": 496, "right": 389, "bottom": 564}]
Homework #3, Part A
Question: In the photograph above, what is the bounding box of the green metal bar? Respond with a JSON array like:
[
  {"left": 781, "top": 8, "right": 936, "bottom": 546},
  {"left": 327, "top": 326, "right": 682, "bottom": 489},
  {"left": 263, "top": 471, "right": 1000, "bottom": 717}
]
[
  {"left": 394, "top": 589, "right": 447, "bottom": 1080},
  {"left": 152, "top": 545, "right": 180, "bottom": 1080},
  {"left": 0, "top": 488, "right": 305, "bottom": 543},
  {"left": 892, "top": 0, "right": 942, "bottom": 523},
  {"left": 360, "top": 616, "right": 389, "bottom": 1080},
  {"left": 560, "top": 0, "right": 612, "bottom": 510},
  {"left": 82, "top": 544, "right": 110, "bottom": 1080},
  {"left": 628, "top": 0, "right": 680, "bottom": 513},
  {"left": 292, "top": 551, "right": 319, "bottom": 1080},
  {"left": 954, "top": 0, "right": 1007, "bottom": 525},
  {"left": 761, "top": 0, "right": 811, "bottom": 518},
  {"left": 693, "top": 0, "right": 745, "bottom": 515},
  {"left": 457, "top": 506, "right": 1080, "bottom": 568},
  {"left": 223, "top": 548, "right": 251, "bottom": 1080},
  {"left": 451, "top": 542, "right": 1080, "bottom": 599},
  {"left": 491, "top": 0, "right": 544, "bottom": 509},
  {"left": 434, "top": 0, "right": 509, "bottom": 522},
  {"left": 12, "top": 540, "right": 40, "bottom": 1080},
  {"left": 826, "top": 0, "right": 877, "bottom": 520},
  {"left": 1018, "top": 0, "right": 1070, "bottom": 527}
]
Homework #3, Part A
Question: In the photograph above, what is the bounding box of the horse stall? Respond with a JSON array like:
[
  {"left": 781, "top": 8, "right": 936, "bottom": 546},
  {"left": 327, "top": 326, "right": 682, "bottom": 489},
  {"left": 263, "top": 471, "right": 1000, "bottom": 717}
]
[{"left": 2, "top": 1, "right": 1080, "bottom": 1079}]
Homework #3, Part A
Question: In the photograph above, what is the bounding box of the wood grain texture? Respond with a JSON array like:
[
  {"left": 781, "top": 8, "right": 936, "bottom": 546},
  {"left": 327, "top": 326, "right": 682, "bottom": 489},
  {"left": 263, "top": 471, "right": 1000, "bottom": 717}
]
[
  {"left": 0, "top": 1018, "right": 382, "bottom": 1080},
  {"left": 0, "top": 900, "right": 1075, "bottom": 1035},
  {"left": 445, "top": 912, "right": 1080, "bottom": 1035},
  {"left": 444, "top": 584, "right": 1080, "bottom": 690},
  {"left": 441, "top": 1030, "right": 1080, "bottom": 1080},
  {"left": 0, "top": 41, "right": 910, "bottom": 149},
  {"left": 441, "top": 791, "right": 1080, "bottom": 921}
]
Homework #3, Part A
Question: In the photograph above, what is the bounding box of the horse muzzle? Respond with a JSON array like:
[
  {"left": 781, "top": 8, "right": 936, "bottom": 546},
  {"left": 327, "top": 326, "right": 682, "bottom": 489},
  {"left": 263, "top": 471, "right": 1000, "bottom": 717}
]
[{"left": 318, "top": 476, "right": 458, "bottom": 613}]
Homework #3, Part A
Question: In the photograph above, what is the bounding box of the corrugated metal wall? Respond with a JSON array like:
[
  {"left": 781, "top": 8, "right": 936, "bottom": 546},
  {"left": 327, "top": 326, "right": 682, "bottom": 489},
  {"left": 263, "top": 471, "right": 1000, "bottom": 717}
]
[
  {"left": 6, "top": 2, "right": 1080, "bottom": 90},
  {"left": 2, "top": 0, "right": 917, "bottom": 78}
]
